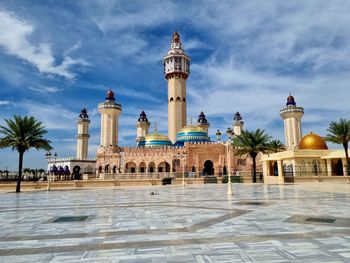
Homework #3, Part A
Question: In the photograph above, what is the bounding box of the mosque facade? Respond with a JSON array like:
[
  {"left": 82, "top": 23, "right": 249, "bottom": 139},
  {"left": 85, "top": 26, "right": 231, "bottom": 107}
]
[{"left": 48, "top": 32, "right": 254, "bottom": 180}]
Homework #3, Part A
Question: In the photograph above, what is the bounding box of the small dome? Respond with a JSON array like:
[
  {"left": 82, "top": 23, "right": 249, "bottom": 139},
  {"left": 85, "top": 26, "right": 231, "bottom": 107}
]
[
  {"left": 138, "top": 111, "right": 148, "bottom": 122},
  {"left": 197, "top": 111, "right": 208, "bottom": 124},
  {"left": 234, "top": 111, "right": 242, "bottom": 122},
  {"left": 138, "top": 133, "right": 172, "bottom": 148},
  {"left": 299, "top": 132, "right": 328, "bottom": 150},
  {"left": 106, "top": 89, "right": 115, "bottom": 101},
  {"left": 286, "top": 94, "right": 296, "bottom": 106},
  {"left": 79, "top": 108, "right": 89, "bottom": 119},
  {"left": 176, "top": 124, "right": 210, "bottom": 144}
]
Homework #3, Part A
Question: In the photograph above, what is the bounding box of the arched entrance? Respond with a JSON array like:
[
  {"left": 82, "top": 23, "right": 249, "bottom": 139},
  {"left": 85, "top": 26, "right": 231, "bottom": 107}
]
[
  {"left": 148, "top": 162, "right": 155, "bottom": 173},
  {"left": 125, "top": 162, "right": 137, "bottom": 173},
  {"left": 332, "top": 159, "right": 343, "bottom": 175},
  {"left": 72, "top": 165, "right": 81, "bottom": 180},
  {"left": 203, "top": 160, "right": 214, "bottom": 175},
  {"left": 139, "top": 162, "right": 146, "bottom": 173},
  {"left": 223, "top": 166, "right": 227, "bottom": 175},
  {"left": 158, "top": 162, "right": 170, "bottom": 173}
]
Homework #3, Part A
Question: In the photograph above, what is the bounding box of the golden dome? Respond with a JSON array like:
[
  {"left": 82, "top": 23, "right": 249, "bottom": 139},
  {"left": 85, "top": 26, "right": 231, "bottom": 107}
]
[
  {"left": 299, "top": 132, "right": 328, "bottom": 150},
  {"left": 144, "top": 133, "right": 171, "bottom": 142},
  {"left": 177, "top": 124, "right": 206, "bottom": 134},
  {"left": 139, "top": 133, "right": 173, "bottom": 147}
]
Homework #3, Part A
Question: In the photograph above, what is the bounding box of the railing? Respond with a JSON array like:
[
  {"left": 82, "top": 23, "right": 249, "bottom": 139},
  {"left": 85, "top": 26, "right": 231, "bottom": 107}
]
[{"left": 0, "top": 172, "right": 47, "bottom": 182}]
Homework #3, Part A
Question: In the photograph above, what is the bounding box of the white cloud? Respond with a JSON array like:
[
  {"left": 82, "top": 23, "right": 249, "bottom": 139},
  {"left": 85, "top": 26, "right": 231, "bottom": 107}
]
[
  {"left": 0, "top": 10, "right": 87, "bottom": 79},
  {"left": 29, "top": 85, "right": 62, "bottom": 94},
  {"left": 20, "top": 100, "right": 77, "bottom": 130},
  {"left": 0, "top": 100, "right": 10, "bottom": 106}
]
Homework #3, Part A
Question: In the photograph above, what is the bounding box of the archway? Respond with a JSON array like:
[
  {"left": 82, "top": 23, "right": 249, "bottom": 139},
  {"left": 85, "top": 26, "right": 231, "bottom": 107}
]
[
  {"left": 203, "top": 160, "right": 214, "bottom": 175},
  {"left": 223, "top": 166, "right": 227, "bottom": 175},
  {"left": 332, "top": 159, "right": 343, "bottom": 175},
  {"left": 98, "top": 166, "right": 102, "bottom": 174},
  {"left": 139, "top": 162, "right": 146, "bottom": 173},
  {"left": 104, "top": 164, "right": 109, "bottom": 173},
  {"left": 72, "top": 166, "right": 81, "bottom": 180},
  {"left": 125, "top": 162, "right": 137, "bottom": 173},
  {"left": 148, "top": 162, "right": 155, "bottom": 173},
  {"left": 158, "top": 162, "right": 170, "bottom": 173}
]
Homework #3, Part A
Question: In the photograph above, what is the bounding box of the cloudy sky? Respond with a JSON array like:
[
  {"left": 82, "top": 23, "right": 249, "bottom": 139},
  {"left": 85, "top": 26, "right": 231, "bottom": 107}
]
[{"left": 0, "top": 0, "right": 349, "bottom": 170}]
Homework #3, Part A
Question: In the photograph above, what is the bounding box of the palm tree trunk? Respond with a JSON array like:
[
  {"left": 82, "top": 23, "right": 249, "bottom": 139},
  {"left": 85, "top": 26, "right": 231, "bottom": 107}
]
[
  {"left": 344, "top": 143, "right": 350, "bottom": 176},
  {"left": 252, "top": 156, "right": 257, "bottom": 183},
  {"left": 16, "top": 151, "right": 24, "bottom": 193}
]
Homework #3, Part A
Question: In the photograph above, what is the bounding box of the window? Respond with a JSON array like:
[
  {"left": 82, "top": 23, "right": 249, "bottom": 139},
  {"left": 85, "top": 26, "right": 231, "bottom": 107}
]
[{"left": 176, "top": 97, "right": 181, "bottom": 101}]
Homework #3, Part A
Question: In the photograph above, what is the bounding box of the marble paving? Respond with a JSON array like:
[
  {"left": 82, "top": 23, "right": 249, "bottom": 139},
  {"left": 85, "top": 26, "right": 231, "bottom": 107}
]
[{"left": 0, "top": 183, "right": 350, "bottom": 262}]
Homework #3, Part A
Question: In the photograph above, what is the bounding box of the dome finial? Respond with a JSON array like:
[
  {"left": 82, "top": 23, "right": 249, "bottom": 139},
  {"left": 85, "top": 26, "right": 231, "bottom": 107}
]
[{"left": 172, "top": 31, "right": 180, "bottom": 44}]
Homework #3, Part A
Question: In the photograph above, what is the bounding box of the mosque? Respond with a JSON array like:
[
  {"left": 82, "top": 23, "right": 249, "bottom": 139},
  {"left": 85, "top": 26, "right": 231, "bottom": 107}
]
[
  {"left": 47, "top": 32, "right": 254, "bottom": 181},
  {"left": 262, "top": 95, "right": 349, "bottom": 183}
]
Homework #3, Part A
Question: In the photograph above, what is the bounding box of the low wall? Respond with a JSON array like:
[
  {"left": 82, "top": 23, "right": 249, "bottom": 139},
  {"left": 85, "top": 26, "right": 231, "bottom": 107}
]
[{"left": 294, "top": 176, "right": 350, "bottom": 183}]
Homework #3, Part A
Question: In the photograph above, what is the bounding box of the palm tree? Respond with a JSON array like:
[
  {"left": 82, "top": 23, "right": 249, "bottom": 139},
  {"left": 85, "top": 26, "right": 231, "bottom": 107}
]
[
  {"left": 233, "top": 129, "right": 271, "bottom": 183},
  {"left": 0, "top": 115, "right": 52, "bottom": 192},
  {"left": 325, "top": 118, "right": 350, "bottom": 175},
  {"left": 268, "top": 139, "right": 286, "bottom": 153}
]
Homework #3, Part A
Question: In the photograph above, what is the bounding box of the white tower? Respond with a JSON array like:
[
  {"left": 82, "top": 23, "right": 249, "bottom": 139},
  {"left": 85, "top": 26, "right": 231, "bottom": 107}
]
[
  {"left": 233, "top": 111, "right": 244, "bottom": 136},
  {"left": 280, "top": 95, "right": 304, "bottom": 150},
  {"left": 98, "top": 90, "right": 122, "bottom": 147},
  {"left": 136, "top": 111, "right": 150, "bottom": 144},
  {"left": 76, "top": 108, "right": 90, "bottom": 159},
  {"left": 197, "top": 111, "right": 210, "bottom": 134},
  {"left": 163, "top": 32, "right": 191, "bottom": 143}
]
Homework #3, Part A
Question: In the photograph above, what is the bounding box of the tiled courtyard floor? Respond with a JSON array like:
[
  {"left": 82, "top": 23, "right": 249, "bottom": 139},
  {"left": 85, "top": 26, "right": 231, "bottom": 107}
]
[{"left": 0, "top": 183, "right": 350, "bottom": 262}]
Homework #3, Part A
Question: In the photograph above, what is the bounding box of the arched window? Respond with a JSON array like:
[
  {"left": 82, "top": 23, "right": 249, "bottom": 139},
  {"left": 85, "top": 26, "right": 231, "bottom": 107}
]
[
  {"left": 170, "top": 97, "right": 174, "bottom": 102},
  {"left": 176, "top": 97, "right": 181, "bottom": 101},
  {"left": 183, "top": 98, "right": 186, "bottom": 102}
]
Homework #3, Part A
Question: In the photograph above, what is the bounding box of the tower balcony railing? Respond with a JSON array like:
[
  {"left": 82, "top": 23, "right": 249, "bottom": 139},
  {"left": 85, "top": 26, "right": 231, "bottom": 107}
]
[
  {"left": 98, "top": 102, "right": 122, "bottom": 110},
  {"left": 280, "top": 106, "right": 304, "bottom": 114}
]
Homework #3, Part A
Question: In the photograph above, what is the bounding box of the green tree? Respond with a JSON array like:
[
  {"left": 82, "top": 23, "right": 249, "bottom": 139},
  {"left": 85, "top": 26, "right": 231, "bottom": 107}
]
[
  {"left": 233, "top": 129, "right": 271, "bottom": 183},
  {"left": 268, "top": 139, "right": 286, "bottom": 153},
  {"left": 0, "top": 116, "right": 52, "bottom": 192},
  {"left": 325, "top": 118, "right": 350, "bottom": 175}
]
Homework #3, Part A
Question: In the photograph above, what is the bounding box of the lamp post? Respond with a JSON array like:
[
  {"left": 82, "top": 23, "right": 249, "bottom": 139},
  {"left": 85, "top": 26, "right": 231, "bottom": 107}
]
[
  {"left": 177, "top": 150, "right": 187, "bottom": 186},
  {"left": 45, "top": 151, "right": 52, "bottom": 190},
  {"left": 226, "top": 128, "right": 234, "bottom": 196}
]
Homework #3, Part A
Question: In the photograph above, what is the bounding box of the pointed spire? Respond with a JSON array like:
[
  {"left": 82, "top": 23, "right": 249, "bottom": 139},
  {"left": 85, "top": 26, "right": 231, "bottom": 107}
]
[{"left": 172, "top": 31, "right": 180, "bottom": 44}]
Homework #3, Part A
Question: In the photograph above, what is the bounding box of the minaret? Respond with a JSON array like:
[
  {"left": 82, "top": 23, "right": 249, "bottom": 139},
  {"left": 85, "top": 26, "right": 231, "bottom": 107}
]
[
  {"left": 163, "top": 32, "right": 191, "bottom": 143},
  {"left": 233, "top": 111, "right": 244, "bottom": 136},
  {"left": 280, "top": 94, "right": 304, "bottom": 150},
  {"left": 76, "top": 108, "right": 90, "bottom": 159},
  {"left": 136, "top": 111, "right": 150, "bottom": 144},
  {"left": 98, "top": 89, "right": 122, "bottom": 147},
  {"left": 197, "top": 111, "right": 210, "bottom": 134}
]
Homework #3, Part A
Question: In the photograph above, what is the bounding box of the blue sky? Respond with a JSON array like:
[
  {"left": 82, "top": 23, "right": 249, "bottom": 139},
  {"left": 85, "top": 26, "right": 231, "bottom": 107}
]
[{"left": 0, "top": 0, "right": 350, "bottom": 170}]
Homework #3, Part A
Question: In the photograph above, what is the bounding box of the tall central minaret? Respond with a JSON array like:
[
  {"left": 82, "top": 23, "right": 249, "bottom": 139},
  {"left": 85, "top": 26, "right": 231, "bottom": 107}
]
[{"left": 163, "top": 32, "right": 191, "bottom": 143}]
